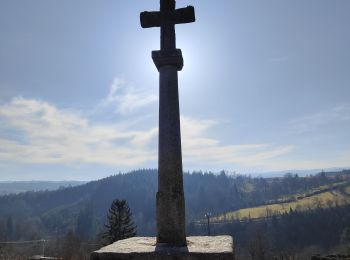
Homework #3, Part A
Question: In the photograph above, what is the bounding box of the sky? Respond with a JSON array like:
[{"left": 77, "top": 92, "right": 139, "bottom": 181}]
[{"left": 0, "top": 0, "right": 349, "bottom": 181}]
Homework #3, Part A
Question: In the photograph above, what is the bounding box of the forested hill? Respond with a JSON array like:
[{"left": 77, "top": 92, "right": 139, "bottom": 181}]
[{"left": 0, "top": 169, "right": 349, "bottom": 241}]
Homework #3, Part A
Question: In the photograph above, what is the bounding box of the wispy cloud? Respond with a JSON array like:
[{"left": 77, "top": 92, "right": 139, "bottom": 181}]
[
  {"left": 254, "top": 150, "right": 350, "bottom": 172},
  {"left": 268, "top": 55, "right": 290, "bottom": 63},
  {"left": 289, "top": 104, "right": 350, "bottom": 134},
  {"left": 100, "top": 77, "right": 158, "bottom": 115},
  {"left": 0, "top": 97, "right": 157, "bottom": 166},
  {"left": 0, "top": 96, "right": 296, "bottom": 170},
  {"left": 2, "top": 87, "right": 347, "bottom": 173},
  {"left": 180, "top": 116, "right": 295, "bottom": 169}
]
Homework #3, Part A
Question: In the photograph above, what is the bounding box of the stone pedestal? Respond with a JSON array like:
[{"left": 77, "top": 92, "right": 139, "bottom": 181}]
[{"left": 91, "top": 236, "right": 234, "bottom": 260}]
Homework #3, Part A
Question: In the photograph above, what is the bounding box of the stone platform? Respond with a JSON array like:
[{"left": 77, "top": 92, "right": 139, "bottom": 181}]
[{"left": 91, "top": 236, "right": 234, "bottom": 260}]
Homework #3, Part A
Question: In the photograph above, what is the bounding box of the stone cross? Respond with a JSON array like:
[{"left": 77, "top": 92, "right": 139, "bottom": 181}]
[{"left": 140, "top": 0, "right": 195, "bottom": 246}]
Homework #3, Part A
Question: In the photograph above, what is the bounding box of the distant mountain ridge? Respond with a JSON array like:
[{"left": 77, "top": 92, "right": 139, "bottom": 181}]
[
  {"left": 0, "top": 181, "right": 87, "bottom": 195},
  {"left": 247, "top": 167, "right": 350, "bottom": 178}
]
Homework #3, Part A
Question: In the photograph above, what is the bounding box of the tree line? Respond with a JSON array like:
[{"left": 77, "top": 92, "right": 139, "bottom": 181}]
[{"left": 0, "top": 169, "right": 349, "bottom": 259}]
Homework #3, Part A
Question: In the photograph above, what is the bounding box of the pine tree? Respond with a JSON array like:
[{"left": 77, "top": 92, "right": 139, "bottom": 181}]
[{"left": 102, "top": 199, "right": 137, "bottom": 245}]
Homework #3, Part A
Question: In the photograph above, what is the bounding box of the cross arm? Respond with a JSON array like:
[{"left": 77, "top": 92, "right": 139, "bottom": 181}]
[
  {"left": 174, "top": 6, "right": 195, "bottom": 24},
  {"left": 140, "top": 6, "right": 195, "bottom": 29},
  {"left": 140, "top": 11, "right": 161, "bottom": 28}
]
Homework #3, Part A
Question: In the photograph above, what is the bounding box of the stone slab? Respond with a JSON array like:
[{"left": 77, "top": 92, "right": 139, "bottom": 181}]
[
  {"left": 91, "top": 236, "right": 234, "bottom": 260},
  {"left": 311, "top": 255, "right": 350, "bottom": 260}
]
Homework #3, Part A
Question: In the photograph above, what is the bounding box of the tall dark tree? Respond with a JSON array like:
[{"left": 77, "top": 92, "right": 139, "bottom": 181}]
[{"left": 102, "top": 199, "right": 136, "bottom": 245}]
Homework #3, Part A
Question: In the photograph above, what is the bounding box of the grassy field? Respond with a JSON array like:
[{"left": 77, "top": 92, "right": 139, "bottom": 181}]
[
  {"left": 211, "top": 183, "right": 350, "bottom": 222},
  {"left": 345, "top": 185, "right": 350, "bottom": 194}
]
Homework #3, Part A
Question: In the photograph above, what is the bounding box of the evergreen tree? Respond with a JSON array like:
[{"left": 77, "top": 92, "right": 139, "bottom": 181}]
[{"left": 102, "top": 199, "right": 136, "bottom": 245}]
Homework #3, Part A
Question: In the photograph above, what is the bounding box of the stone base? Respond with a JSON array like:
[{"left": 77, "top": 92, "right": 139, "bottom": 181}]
[{"left": 91, "top": 236, "right": 234, "bottom": 260}]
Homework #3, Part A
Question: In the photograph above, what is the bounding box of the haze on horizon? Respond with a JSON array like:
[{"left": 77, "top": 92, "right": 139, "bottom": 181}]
[{"left": 0, "top": 0, "right": 349, "bottom": 181}]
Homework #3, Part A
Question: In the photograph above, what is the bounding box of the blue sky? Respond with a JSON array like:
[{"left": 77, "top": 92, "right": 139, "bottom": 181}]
[{"left": 0, "top": 0, "right": 349, "bottom": 180}]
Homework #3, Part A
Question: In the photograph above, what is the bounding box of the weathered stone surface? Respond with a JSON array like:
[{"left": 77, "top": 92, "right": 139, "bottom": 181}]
[
  {"left": 311, "top": 255, "right": 350, "bottom": 260},
  {"left": 157, "top": 63, "right": 186, "bottom": 246},
  {"left": 91, "top": 236, "right": 234, "bottom": 260},
  {"left": 152, "top": 49, "right": 184, "bottom": 71},
  {"left": 140, "top": 0, "right": 195, "bottom": 51},
  {"left": 138, "top": 0, "right": 197, "bottom": 247}
]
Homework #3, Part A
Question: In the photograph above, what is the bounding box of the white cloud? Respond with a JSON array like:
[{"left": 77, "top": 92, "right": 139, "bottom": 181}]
[
  {"left": 181, "top": 116, "right": 349, "bottom": 172},
  {"left": 0, "top": 97, "right": 157, "bottom": 166},
  {"left": 289, "top": 104, "right": 350, "bottom": 134},
  {"left": 0, "top": 97, "right": 295, "bottom": 170},
  {"left": 101, "top": 77, "right": 158, "bottom": 115},
  {"left": 1, "top": 95, "right": 347, "bottom": 173},
  {"left": 180, "top": 116, "right": 295, "bottom": 169},
  {"left": 254, "top": 150, "right": 350, "bottom": 172}
]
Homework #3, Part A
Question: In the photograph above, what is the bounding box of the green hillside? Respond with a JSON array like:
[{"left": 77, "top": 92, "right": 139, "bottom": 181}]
[{"left": 210, "top": 181, "right": 350, "bottom": 222}]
